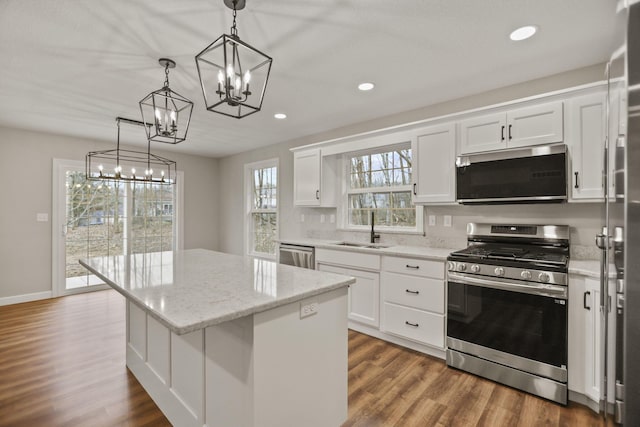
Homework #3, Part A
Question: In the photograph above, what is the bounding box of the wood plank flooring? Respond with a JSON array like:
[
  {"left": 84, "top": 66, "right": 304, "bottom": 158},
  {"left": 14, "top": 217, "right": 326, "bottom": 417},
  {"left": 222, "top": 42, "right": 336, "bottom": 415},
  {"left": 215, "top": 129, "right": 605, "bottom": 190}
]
[{"left": 0, "top": 290, "right": 612, "bottom": 426}]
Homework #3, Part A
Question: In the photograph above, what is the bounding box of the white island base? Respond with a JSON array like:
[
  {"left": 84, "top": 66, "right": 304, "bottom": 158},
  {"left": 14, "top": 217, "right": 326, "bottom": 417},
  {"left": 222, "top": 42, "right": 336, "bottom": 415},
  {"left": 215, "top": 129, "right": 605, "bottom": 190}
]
[{"left": 126, "top": 287, "right": 348, "bottom": 427}]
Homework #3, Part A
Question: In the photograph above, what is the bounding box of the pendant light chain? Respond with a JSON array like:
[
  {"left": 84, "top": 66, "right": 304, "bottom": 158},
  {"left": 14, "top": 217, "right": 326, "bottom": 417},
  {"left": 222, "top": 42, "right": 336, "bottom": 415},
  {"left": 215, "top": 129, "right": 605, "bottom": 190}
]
[
  {"left": 163, "top": 63, "right": 170, "bottom": 89},
  {"left": 231, "top": 1, "right": 238, "bottom": 37}
]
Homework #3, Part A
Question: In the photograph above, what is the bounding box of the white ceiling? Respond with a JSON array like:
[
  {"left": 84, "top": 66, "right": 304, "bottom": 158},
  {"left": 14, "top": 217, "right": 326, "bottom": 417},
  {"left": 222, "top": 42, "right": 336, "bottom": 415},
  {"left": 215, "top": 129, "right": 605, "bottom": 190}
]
[{"left": 0, "top": 0, "right": 625, "bottom": 158}]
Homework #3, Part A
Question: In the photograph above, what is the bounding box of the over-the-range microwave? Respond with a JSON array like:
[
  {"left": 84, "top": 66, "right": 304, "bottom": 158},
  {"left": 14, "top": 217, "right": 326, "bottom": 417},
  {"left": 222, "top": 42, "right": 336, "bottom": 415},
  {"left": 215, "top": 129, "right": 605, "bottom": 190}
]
[{"left": 456, "top": 143, "right": 567, "bottom": 205}]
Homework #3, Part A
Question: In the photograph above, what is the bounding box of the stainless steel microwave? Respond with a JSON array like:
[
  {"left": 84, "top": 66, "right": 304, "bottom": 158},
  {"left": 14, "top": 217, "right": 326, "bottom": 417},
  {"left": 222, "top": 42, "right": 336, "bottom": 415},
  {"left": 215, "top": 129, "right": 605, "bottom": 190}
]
[{"left": 456, "top": 144, "right": 567, "bottom": 204}]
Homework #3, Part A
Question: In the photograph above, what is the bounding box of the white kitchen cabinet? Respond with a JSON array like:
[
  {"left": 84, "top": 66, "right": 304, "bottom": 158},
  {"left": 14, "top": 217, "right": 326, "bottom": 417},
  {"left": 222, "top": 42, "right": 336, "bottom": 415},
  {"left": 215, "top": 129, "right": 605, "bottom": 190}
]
[
  {"left": 292, "top": 148, "right": 337, "bottom": 207},
  {"left": 316, "top": 249, "right": 380, "bottom": 328},
  {"left": 567, "top": 92, "right": 606, "bottom": 201},
  {"left": 380, "top": 256, "right": 445, "bottom": 349},
  {"left": 568, "top": 274, "right": 616, "bottom": 409},
  {"left": 411, "top": 122, "right": 456, "bottom": 204},
  {"left": 459, "top": 101, "right": 563, "bottom": 154}
]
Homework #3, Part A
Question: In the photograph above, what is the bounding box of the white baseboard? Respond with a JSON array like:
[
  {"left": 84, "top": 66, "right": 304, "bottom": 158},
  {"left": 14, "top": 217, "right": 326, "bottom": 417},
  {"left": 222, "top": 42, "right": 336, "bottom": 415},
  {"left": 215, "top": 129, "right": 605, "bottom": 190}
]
[{"left": 0, "top": 291, "right": 53, "bottom": 306}]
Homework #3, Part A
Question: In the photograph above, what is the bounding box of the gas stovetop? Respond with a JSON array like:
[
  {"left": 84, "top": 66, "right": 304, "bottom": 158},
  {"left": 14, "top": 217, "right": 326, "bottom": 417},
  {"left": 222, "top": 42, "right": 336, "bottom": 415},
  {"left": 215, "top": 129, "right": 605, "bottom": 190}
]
[
  {"left": 447, "top": 223, "right": 570, "bottom": 284},
  {"left": 450, "top": 243, "right": 569, "bottom": 266}
]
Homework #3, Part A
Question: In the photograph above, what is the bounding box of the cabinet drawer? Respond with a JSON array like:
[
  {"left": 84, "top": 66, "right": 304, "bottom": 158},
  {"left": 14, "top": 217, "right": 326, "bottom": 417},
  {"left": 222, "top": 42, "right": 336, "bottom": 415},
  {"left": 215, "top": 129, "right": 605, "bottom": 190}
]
[
  {"left": 382, "top": 303, "right": 444, "bottom": 348},
  {"left": 382, "top": 272, "right": 444, "bottom": 313},
  {"left": 382, "top": 256, "right": 443, "bottom": 279},
  {"left": 316, "top": 248, "right": 380, "bottom": 270}
]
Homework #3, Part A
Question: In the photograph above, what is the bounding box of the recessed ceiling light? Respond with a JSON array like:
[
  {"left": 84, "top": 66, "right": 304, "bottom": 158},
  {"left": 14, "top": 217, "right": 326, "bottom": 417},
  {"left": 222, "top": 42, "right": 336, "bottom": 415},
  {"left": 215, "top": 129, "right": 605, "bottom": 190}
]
[
  {"left": 274, "top": 113, "right": 287, "bottom": 119},
  {"left": 510, "top": 25, "right": 537, "bottom": 41},
  {"left": 358, "top": 82, "right": 375, "bottom": 91}
]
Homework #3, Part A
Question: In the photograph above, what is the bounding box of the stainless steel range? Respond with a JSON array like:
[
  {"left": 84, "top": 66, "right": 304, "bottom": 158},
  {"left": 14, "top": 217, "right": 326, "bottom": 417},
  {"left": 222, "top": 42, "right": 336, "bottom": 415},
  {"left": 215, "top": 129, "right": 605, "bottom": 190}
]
[{"left": 446, "top": 223, "right": 569, "bottom": 404}]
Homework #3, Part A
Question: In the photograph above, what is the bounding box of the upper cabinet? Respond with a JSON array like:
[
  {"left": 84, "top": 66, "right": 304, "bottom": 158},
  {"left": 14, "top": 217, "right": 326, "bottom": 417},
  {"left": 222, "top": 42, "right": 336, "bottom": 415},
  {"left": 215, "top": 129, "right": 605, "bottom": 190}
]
[
  {"left": 412, "top": 123, "right": 456, "bottom": 204},
  {"left": 566, "top": 92, "right": 606, "bottom": 201},
  {"left": 459, "top": 101, "right": 564, "bottom": 154},
  {"left": 293, "top": 148, "right": 337, "bottom": 207}
]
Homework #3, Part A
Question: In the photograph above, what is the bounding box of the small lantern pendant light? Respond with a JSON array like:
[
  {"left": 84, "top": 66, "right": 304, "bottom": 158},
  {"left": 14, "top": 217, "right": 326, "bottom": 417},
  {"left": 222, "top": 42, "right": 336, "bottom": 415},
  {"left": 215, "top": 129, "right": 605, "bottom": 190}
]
[
  {"left": 195, "top": 0, "right": 273, "bottom": 119},
  {"left": 139, "top": 58, "right": 193, "bottom": 144}
]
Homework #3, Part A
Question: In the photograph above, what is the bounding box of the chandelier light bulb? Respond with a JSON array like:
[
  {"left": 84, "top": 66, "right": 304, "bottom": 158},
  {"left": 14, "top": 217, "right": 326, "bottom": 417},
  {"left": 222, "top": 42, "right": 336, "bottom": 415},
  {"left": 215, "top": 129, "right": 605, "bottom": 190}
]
[
  {"left": 131, "top": 168, "right": 136, "bottom": 175},
  {"left": 98, "top": 164, "right": 103, "bottom": 171}
]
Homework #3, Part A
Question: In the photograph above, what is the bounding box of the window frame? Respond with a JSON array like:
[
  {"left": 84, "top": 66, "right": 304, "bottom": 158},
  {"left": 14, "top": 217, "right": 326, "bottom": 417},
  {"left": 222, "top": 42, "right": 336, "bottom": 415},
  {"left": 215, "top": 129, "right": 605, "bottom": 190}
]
[
  {"left": 339, "top": 144, "right": 423, "bottom": 234},
  {"left": 244, "top": 158, "right": 279, "bottom": 259}
]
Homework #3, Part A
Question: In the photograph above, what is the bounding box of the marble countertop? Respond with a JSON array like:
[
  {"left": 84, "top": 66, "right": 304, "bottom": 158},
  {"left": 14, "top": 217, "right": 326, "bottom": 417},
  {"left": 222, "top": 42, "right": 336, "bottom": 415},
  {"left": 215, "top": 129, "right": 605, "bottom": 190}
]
[
  {"left": 280, "top": 238, "right": 610, "bottom": 278},
  {"left": 80, "top": 249, "right": 355, "bottom": 335},
  {"left": 280, "top": 238, "right": 457, "bottom": 261}
]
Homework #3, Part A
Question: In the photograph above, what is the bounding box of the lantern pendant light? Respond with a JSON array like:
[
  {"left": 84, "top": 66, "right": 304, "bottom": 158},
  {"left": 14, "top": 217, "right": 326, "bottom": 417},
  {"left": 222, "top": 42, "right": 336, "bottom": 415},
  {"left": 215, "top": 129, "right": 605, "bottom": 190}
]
[
  {"left": 139, "top": 58, "right": 193, "bottom": 144},
  {"left": 195, "top": 0, "right": 273, "bottom": 119}
]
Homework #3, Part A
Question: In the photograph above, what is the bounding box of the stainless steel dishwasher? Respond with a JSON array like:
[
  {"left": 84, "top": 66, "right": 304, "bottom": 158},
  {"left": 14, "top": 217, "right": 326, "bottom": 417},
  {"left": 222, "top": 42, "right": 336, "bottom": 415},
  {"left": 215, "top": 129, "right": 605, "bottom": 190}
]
[{"left": 278, "top": 243, "right": 315, "bottom": 269}]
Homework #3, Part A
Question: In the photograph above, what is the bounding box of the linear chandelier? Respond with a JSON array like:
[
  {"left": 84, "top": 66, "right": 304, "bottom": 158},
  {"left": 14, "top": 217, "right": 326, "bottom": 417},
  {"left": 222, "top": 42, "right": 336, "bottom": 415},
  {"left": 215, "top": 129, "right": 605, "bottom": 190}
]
[
  {"left": 86, "top": 117, "right": 177, "bottom": 184},
  {"left": 139, "top": 58, "right": 193, "bottom": 144},
  {"left": 195, "top": 0, "right": 273, "bottom": 119}
]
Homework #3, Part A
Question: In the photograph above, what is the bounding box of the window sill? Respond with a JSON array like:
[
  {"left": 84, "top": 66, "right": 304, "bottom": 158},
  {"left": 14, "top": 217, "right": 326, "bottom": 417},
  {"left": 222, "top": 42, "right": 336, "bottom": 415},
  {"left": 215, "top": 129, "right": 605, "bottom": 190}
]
[{"left": 336, "top": 227, "right": 425, "bottom": 236}]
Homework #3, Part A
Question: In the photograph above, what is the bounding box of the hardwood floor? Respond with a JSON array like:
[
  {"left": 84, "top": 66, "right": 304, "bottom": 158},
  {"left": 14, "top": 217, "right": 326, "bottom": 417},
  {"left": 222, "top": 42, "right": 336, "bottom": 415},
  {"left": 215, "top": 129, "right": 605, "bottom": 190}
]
[{"left": 0, "top": 290, "right": 612, "bottom": 426}]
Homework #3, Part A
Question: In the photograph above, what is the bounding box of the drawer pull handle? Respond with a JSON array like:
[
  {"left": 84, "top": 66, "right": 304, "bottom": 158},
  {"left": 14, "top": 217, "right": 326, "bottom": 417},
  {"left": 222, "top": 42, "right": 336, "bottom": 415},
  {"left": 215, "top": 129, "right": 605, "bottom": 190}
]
[
  {"left": 405, "top": 289, "right": 420, "bottom": 295},
  {"left": 406, "top": 264, "right": 420, "bottom": 269},
  {"left": 405, "top": 321, "right": 419, "bottom": 327}
]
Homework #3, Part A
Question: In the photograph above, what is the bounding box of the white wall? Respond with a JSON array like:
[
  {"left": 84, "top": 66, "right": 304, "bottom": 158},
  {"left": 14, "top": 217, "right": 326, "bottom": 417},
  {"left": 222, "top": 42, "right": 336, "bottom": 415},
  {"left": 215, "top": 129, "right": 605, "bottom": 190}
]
[
  {"left": 0, "top": 126, "right": 219, "bottom": 300},
  {"left": 217, "top": 63, "right": 606, "bottom": 257}
]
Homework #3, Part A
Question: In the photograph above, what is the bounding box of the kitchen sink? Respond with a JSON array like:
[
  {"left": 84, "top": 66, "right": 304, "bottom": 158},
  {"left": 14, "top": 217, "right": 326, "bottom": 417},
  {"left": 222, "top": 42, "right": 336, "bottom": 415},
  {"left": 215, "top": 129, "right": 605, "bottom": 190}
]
[{"left": 335, "top": 242, "right": 390, "bottom": 249}]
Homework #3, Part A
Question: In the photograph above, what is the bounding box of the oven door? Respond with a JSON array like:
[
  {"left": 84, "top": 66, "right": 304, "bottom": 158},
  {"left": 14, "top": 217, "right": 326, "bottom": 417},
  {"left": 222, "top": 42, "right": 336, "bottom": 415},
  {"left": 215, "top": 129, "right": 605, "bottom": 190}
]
[{"left": 447, "top": 272, "right": 567, "bottom": 381}]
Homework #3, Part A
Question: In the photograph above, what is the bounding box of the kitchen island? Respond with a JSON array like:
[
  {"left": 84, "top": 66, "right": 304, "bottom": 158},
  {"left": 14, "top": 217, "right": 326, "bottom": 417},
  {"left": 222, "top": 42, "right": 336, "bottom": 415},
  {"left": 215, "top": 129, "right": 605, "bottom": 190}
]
[{"left": 80, "top": 249, "right": 354, "bottom": 427}]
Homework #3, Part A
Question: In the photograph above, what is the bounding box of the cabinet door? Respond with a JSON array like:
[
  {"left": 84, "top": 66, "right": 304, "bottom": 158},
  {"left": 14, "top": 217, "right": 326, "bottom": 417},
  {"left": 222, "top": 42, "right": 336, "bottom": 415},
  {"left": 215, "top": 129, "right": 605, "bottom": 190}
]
[
  {"left": 583, "top": 277, "right": 604, "bottom": 403},
  {"left": 293, "top": 149, "right": 321, "bottom": 206},
  {"left": 567, "top": 93, "right": 605, "bottom": 201},
  {"left": 412, "top": 123, "right": 456, "bottom": 204},
  {"left": 459, "top": 112, "right": 507, "bottom": 154},
  {"left": 347, "top": 269, "right": 380, "bottom": 328},
  {"left": 317, "top": 264, "right": 380, "bottom": 328},
  {"left": 506, "top": 101, "right": 564, "bottom": 148},
  {"left": 568, "top": 276, "right": 587, "bottom": 394}
]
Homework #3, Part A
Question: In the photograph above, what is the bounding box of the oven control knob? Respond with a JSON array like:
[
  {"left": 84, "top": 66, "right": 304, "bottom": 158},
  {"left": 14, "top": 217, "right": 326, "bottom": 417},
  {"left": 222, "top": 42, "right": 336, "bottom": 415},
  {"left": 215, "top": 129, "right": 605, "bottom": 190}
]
[
  {"left": 447, "top": 261, "right": 456, "bottom": 271},
  {"left": 521, "top": 270, "right": 532, "bottom": 280},
  {"left": 457, "top": 263, "right": 467, "bottom": 272},
  {"left": 494, "top": 267, "right": 505, "bottom": 276},
  {"left": 471, "top": 264, "right": 480, "bottom": 273},
  {"left": 538, "top": 273, "right": 550, "bottom": 283}
]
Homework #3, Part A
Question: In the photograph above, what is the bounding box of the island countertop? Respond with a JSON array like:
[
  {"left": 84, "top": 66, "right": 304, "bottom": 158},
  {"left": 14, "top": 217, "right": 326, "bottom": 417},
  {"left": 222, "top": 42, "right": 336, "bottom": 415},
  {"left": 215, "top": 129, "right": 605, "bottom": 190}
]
[{"left": 80, "top": 248, "right": 355, "bottom": 335}]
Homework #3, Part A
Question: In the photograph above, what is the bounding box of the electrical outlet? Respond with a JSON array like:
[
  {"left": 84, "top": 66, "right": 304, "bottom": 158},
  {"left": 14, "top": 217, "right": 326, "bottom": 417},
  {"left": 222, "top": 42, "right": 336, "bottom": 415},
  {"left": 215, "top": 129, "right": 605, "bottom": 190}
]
[
  {"left": 320, "top": 214, "right": 325, "bottom": 223},
  {"left": 300, "top": 214, "right": 305, "bottom": 223},
  {"left": 300, "top": 300, "right": 319, "bottom": 318},
  {"left": 330, "top": 214, "right": 335, "bottom": 223},
  {"left": 428, "top": 215, "right": 436, "bottom": 226},
  {"left": 443, "top": 215, "right": 452, "bottom": 227}
]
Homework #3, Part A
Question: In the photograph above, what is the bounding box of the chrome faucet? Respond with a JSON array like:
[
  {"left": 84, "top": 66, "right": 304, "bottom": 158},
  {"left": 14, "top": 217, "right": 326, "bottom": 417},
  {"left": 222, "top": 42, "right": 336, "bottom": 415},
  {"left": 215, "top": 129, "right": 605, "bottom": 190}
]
[{"left": 370, "top": 211, "right": 380, "bottom": 244}]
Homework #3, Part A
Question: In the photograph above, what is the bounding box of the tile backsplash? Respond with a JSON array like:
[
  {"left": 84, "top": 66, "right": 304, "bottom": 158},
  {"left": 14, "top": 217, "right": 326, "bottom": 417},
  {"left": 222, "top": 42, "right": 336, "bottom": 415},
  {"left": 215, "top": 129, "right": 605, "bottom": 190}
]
[{"left": 293, "top": 203, "right": 604, "bottom": 260}]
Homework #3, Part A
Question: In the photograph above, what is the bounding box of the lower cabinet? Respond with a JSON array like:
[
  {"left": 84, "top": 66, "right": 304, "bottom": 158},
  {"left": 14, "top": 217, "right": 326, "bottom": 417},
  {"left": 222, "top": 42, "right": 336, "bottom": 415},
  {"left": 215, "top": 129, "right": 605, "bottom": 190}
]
[
  {"left": 315, "top": 248, "right": 446, "bottom": 357},
  {"left": 318, "top": 263, "right": 380, "bottom": 328},
  {"left": 568, "top": 273, "right": 616, "bottom": 410},
  {"left": 316, "top": 248, "right": 381, "bottom": 328},
  {"left": 380, "top": 256, "right": 445, "bottom": 350}
]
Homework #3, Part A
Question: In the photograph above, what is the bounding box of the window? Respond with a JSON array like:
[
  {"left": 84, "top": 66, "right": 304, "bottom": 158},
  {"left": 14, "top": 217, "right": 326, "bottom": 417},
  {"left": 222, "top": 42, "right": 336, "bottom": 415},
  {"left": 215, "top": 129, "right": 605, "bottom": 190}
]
[
  {"left": 345, "top": 145, "right": 421, "bottom": 231},
  {"left": 246, "top": 159, "right": 278, "bottom": 258}
]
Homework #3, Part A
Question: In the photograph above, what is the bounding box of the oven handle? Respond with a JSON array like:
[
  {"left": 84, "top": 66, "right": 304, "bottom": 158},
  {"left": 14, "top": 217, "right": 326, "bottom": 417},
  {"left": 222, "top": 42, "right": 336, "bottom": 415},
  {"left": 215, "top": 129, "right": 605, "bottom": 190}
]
[{"left": 447, "top": 272, "right": 567, "bottom": 299}]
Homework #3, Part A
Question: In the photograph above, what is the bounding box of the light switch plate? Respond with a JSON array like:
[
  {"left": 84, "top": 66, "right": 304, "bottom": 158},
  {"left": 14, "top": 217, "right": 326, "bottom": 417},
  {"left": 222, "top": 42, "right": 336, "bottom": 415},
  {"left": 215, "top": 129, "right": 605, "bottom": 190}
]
[
  {"left": 443, "top": 215, "right": 452, "bottom": 227},
  {"left": 330, "top": 214, "right": 335, "bottom": 223},
  {"left": 428, "top": 215, "right": 436, "bottom": 226},
  {"left": 36, "top": 213, "right": 49, "bottom": 222},
  {"left": 320, "top": 214, "right": 325, "bottom": 223},
  {"left": 300, "top": 214, "right": 305, "bottom": 223}
]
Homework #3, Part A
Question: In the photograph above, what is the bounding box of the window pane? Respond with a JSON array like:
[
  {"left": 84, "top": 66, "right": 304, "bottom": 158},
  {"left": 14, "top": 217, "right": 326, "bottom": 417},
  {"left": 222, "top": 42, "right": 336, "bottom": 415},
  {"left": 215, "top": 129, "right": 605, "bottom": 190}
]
[
  {"left": 252, "top": 213, "right": 277, "bottom": 255},
  {"left": 253, "top": 166, "right": 277, "bottom": 209},
  {"left": 347, "top": 147, "right": 416, "bottom": 229}
]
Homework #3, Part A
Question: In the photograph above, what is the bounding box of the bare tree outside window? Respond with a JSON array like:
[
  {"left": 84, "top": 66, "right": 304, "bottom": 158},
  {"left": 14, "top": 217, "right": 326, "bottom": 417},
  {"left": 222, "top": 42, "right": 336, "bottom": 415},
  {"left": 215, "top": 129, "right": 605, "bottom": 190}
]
[
  {"left": 249, "top": 165, "right": 278, "bottom": 255},
  {"left": 348, "top": 147, "right": 415, "bottom": 228}
]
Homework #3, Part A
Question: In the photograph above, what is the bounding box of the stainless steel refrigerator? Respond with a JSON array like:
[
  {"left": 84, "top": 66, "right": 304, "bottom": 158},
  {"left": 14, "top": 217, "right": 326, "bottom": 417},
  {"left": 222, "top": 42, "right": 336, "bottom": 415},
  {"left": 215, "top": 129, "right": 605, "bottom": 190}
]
[{"left": 599, "top": 3, "right": 640, "bottom": 424}]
